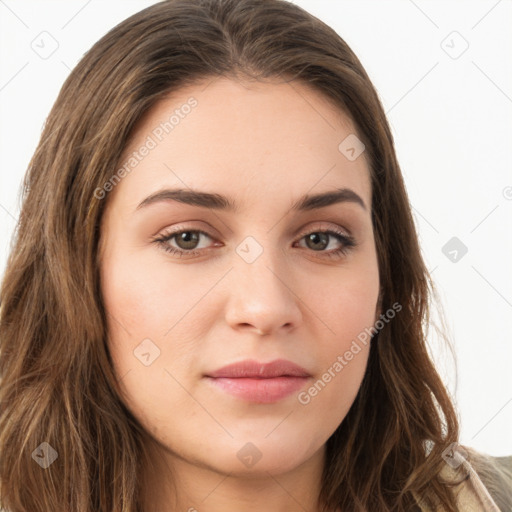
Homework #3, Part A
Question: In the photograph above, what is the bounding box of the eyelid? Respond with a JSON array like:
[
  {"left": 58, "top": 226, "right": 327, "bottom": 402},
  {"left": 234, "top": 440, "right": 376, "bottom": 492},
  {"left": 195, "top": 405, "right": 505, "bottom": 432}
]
[
  {"left": 155, "top": 221, "right": 352, "bottom": 245},
  {"left": 294, "top": 221, "right": 352, "bottom": 239},
  {"left": 152, "top": 220, "right": 221, "bottom": 239}
]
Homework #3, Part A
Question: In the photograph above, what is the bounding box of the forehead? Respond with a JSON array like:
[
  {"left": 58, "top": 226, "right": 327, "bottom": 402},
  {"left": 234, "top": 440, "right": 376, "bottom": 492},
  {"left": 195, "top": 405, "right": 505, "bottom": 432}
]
[{"left": 110, "top": 77, "right": 371, "bottom": 213}]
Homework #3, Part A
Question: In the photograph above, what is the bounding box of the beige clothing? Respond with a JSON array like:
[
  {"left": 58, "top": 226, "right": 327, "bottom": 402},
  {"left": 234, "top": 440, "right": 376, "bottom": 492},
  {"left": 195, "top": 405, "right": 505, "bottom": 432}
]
[
  {"left": 438, "top": 457, "right": 500, "bottom": 511},
  {"left": 416, "top": 447, "right": 512, "bottom": 511}
]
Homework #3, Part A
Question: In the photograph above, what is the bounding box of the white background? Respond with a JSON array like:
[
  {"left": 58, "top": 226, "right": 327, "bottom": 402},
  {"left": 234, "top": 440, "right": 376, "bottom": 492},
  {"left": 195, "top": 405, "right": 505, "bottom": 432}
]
[{"left": 0, "top": 0, "right": 511, "bottom": 456}]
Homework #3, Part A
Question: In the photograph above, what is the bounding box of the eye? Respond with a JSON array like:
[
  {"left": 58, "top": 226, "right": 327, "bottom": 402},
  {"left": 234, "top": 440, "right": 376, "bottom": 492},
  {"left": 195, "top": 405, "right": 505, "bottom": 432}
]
[
  {"left": 294, "top": 228, "right": 356, "bottom": 259},
  {"left": 151, "top": 227, "right": 356, "bottom": 259},
  {"left": 152, "top": 229, "right": 216, "bottom": 258}
]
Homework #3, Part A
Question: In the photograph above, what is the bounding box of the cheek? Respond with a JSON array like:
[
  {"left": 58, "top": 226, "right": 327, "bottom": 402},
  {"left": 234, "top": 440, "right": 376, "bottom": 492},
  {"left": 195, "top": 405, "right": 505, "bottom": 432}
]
[
  {"left": 300, "top": 260, "right": 378, "bottom": 417},
  {"left": 100, "top": 249, "right": 214, "bottom": 405},
  {"left": 99, "top": 251, "right": 170, "bottom": 387},
  {"left": 316, "top": 279, "right": 376, "bottom": 378},
  {"left": 297, "top": 286, "right": 374, "bottom": 435},
  {"left": 315, "top": 260, "right": 379, "bottom": 345},
  {"left": 100, "top": 247, "right": 203, "bottom": 339}
]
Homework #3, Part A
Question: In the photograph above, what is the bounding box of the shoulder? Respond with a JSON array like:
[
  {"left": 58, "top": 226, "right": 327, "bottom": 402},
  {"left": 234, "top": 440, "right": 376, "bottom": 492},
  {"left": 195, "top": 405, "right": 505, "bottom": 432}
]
[
  {"left": 465, "top": 447, "right": 512, "bottom": 511},
  {"left": 439, "top": 445, "right": 512, "bottom": 511}
]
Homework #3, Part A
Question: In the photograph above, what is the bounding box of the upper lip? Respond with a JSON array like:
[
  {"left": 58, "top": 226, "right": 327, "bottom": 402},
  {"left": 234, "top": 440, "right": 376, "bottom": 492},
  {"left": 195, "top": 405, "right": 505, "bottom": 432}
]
[{"left": 206, "top": 359, "right": 311, "bottom": 378}]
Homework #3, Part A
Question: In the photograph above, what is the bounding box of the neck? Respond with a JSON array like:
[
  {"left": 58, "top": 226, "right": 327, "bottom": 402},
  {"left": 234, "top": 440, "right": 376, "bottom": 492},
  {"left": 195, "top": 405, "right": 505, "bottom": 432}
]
[{"left": 140, "top": 436, "right": 327, "bottom": 512}]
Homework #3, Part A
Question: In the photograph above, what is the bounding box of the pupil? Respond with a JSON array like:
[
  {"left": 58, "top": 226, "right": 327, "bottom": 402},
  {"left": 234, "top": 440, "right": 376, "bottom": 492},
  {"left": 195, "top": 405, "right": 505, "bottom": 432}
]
[
  {"left": 178, "top": 231, "right": 199, "bottom": 249},
  {"left": 308, "top": 233, "right": 327, "bottom": 250}
]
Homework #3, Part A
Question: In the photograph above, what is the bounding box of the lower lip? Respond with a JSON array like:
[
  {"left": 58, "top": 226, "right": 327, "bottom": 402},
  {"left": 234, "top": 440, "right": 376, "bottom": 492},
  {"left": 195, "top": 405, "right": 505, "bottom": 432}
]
[{"left": 206, "top": 376, "right": 309, "bottom": 403}]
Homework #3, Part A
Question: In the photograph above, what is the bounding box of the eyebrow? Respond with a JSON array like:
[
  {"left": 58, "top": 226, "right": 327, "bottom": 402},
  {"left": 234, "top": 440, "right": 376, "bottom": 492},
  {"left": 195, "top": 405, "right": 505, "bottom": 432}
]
[{"left": 135, "top": 187, "right": 367, "bottom": 213}]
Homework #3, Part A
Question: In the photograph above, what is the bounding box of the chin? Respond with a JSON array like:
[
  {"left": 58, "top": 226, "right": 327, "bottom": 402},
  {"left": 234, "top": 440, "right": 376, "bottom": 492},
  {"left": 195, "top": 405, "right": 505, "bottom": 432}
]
[{"left": 199, "top": 434, "right": 322, "bottom": 477}]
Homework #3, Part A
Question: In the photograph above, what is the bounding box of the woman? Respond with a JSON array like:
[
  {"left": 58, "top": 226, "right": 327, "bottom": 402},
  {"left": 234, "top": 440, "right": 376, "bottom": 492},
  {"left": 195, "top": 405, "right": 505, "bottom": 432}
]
[{"left": 0, "top": 0, "right": 510, "bottom": 510}]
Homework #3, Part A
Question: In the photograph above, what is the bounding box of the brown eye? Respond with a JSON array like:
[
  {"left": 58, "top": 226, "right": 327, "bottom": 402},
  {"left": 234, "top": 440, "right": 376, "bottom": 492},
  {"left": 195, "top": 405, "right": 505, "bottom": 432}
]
[
  {"left": 152, "top": 229, "right": 215, "bottom": 258},
  {"left": 153, "top": 227, "right": 356, "bottom": 260},
  {"left": 295, "top": 229, "right": 357, "bottom": 260},
  {"left": 174, "top": 231, "right": 201, "bottom": 250},
  {"left": 304, "top": 232, "right": 329, "bottom": 251}
]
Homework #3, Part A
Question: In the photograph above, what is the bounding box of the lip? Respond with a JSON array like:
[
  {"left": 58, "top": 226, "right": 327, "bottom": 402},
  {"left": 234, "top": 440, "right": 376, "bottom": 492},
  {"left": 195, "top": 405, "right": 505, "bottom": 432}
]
[{"left": 205, "top": 359, "right": 311, "bottom": 403}]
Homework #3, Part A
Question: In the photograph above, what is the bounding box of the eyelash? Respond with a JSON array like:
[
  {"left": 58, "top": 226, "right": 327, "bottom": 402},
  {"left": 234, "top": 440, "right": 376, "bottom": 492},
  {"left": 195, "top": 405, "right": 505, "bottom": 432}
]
[{"left": 151, "top": 227, "right": 356, "bottom": 260}]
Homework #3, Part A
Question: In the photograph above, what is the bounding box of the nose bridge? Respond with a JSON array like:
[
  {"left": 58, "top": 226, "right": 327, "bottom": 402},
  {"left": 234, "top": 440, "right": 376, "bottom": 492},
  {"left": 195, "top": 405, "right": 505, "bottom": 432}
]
[
  {"left": 237, "top": 238, "right": 286, "bottom": 294},
  {"left": 224, "top": 233, "right": 302, "bottom": 334}
]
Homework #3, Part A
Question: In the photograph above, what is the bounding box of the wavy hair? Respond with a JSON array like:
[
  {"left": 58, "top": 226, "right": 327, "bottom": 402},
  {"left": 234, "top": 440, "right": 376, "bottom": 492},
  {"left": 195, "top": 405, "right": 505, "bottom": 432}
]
[{"left": 1, "top": 0, "right": 462, "bottom": 510}]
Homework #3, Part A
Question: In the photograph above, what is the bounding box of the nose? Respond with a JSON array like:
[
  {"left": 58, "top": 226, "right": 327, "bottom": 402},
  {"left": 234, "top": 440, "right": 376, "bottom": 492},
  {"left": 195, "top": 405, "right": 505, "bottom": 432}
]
[{"left": 224, "top": 244, "right": 303, "bottom": 337}]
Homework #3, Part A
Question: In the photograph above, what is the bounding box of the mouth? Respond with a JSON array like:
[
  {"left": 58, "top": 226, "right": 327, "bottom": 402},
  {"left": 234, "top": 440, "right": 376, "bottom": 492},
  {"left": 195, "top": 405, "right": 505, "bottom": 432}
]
[{"left": 204, "top": 359, "right": 311, "bottom": 404}]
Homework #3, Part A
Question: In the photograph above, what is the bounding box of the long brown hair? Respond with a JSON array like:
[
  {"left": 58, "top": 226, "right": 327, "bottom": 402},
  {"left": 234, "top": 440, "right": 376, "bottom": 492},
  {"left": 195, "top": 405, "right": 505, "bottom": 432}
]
[{"left": 0, "top": 0, "right": 462, "bottom": 510}]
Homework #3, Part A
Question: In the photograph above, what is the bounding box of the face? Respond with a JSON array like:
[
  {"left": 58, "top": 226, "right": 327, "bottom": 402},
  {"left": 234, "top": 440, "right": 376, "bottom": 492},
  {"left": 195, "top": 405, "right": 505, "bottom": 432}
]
[{"left": 99, "top": 77, "right": 380, "bottom": 478}]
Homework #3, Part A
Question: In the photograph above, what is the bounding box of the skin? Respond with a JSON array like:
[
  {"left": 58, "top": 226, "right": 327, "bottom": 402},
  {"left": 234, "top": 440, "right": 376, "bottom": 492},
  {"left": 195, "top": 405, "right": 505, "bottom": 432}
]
[{"left": 99, "top": 76, "right": 381, "bottom": 512}]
